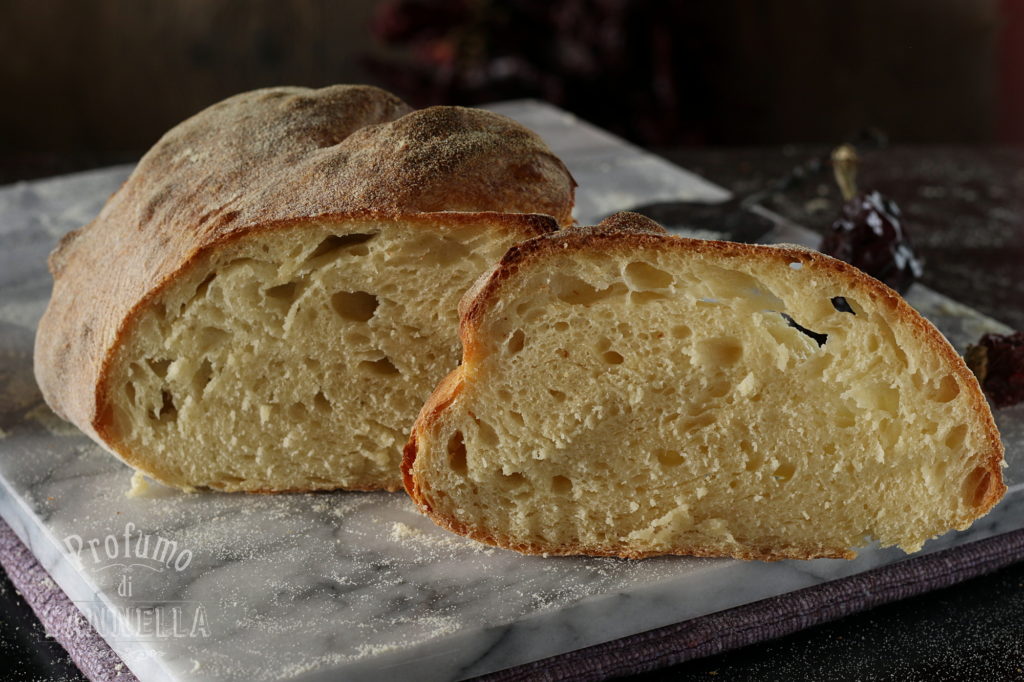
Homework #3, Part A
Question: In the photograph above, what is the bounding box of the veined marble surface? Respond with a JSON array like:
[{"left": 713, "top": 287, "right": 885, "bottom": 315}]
[{"left": 0, "top": 101, "right": 1020, "bottom": 682}]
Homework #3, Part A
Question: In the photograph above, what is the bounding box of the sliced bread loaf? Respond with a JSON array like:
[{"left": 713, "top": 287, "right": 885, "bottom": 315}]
[
  {"left": 403, "top": 213, "right": 1005, "bottom": 559},
  {"left": 34, "top": 85, "right": 574, "bottom": 492}
]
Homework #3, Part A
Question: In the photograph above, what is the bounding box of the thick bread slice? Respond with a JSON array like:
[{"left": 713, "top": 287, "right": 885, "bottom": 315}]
[
  {"left": 403, "top": 213, "right": 1005, "bottom": 560},
  {"left": 33, "top": 85, "right": 574, "bottom": 492}
]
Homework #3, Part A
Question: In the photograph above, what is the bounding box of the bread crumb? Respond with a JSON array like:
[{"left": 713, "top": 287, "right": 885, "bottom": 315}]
[
  {"left": 126, "top": 471, "right": 150, "bottom": 498},
  {"left": 737, "top": 372, "right": 758, "bottom": 396}
]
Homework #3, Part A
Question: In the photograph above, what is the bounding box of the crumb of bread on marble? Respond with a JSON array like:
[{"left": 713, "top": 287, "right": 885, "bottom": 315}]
[
  {"left": 126, "top": 471, "right": 150, "bottom": 498},
  {"left": 389, "top": 521, "right": 424, "bottom": 541},
  {"left": 388, "top": 520, "right": 496, "bottom": 555}
]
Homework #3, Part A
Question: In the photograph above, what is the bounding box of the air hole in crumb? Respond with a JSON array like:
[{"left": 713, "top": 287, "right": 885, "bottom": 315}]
[
  {"left": 602, "top": 350, "right": 625, "bottom": 365},
  {"left": 288, "top": 403, "right": 307, "bottom": 420},
  {"left": 834, "top": 404, "right": 857, "bottom": 428},
  {"left": 624, "top": 261, "right": 673, "bottom": 290},
  {"left": 683, "top": 413, "right": 716, "bottom": 432},
  {"left": 447, "top": 431, "right": 467, "bottom": 475},
  {"left": 655, "top": 449, "right": 684, "bottom": 467},
  {"left": 332, "top": 291, "right": 378, "bottom": 321},
  {"left": 507, "top": 329, "right": 526, "bottom": 354},
  {"left": 630, "top": 291, "right": 671, "bottom": 305},
  {"left": 156, "top": 390, "right": 176, "bottom": 422},
  {"left": 551, "top": 475, "right": 573, "bottom": 495},
  {"left": 359, "top": 357, "right": 400, "bottom": 376},
  {"left": 831, "top": 296, "right": 856, "bottom": 314},
  {"left": 313, "top": 391, "right": 331, "bottom": 413},
  {"left": 964, "top": 466, "right": 993, "bottom": 507},
  {"left": 147, "top": 358, "right": 172, "bottom": 379},
  {"left": 696, "top": 337, "right": 743, "bottom": 366},
  {"left": 474, "top": 418, "right": 499, "bottom": 446},
  {"left": 193, "top": 359, "right": 214, "bottom": 395},
  {"left": 554, "top": 321, "right": 569, "bottom": 332},
  {"left": 671, "top": 324, "right": 692, "bottom": 340},
  {"left": 548, "top": 389, "right": 567, "bottom": 402},
  {"left": 780, "top": 313, "right": 828, "bottom": 346},
  {"left": 789, "top": 261, "right": 803, "bottom": 270},
  {"left": 944, "top": 424, "right": 968, "bottom": 450},
  {"left": 773, "top": 461, "right": 796, "bottom": 482},
  {"left": 192, "top": 273, "right": 216, "bottom": 302},
  {"left": 306, "top": 233, "right": 375, "bottom": 262},
  {"left": 124, "top": 382, "right": 136, "bottom": 403},
  {"left": 345, "top": 331, "right": 371, "bottom": 346},
  {"left": 265, "top": 281, "right": 300, "bottom": 303},
  {"left": 198, "top": 327, "right": 229, "bottom": 353},
  {"left": 706, "top": 378, "right": 731, "bottom": 398},
  {"left": 551, "top": 274, "right": 629, "bottom": 306},
  {"left": 932, "top": 375, "right": 960, "bottom": 403},
  {"left": 499, "top": 472, "right": 528, "bottom": 490}
]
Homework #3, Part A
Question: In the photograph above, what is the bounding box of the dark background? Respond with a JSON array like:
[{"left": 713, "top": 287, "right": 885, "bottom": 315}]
[{"left": 1, "top": 0, "right": 1021, "bottom": 183}]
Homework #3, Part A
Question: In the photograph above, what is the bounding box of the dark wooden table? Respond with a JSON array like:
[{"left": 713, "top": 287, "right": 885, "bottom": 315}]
[{"left": 1, "top": 147, "right": 1021, "bottom": 681}]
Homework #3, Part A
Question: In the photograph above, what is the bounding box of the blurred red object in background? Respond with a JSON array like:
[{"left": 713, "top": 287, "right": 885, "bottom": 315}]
[{"left": 998, "top": 0, "right": 1024, "bottom": 144}]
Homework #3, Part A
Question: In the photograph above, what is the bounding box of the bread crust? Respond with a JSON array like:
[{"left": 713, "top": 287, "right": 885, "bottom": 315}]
[
  {"left": 33, "top": 85, "right": 574, "bottom": 487},
  {"left": 403, "top": 212, "right": 1006, "bottom": 560}
]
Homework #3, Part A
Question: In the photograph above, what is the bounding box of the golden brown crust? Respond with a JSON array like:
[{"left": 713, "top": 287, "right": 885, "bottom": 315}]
[
  {"left": 402, "top": 366, "right": 466, "bottom": 499},
  {"left": 403, "top": 211, "right": 1006, "bottom": 560},
  {"left": 33, "top": 85, "right": 575, "bottom": 462}
]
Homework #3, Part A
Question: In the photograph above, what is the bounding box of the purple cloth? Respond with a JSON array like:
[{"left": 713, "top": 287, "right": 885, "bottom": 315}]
[
  {"left": 483, "top": 528, "right": 1024, "bottom": 681},
  {"left": 2, "top": 516, "right": 1023, "bottom": 682},
  {"left": 0, "top": 519, "right": 138, "bottom": 682}
]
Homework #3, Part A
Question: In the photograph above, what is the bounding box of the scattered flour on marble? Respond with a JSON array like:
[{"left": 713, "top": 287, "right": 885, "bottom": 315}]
[{"left": 388, "top": 520, "right": 496, "bottom": 556}]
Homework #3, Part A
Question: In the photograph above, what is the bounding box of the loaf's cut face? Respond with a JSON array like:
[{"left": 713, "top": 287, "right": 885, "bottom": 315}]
[
  {"left": 404, "top": 214, "right": 1005, "bottom": 560},
  {"left": 107, "top": 215, "right": 551, "bottom": 491},
  {"left": 33, "top": 84, "right": 574, "bottom": 491}
]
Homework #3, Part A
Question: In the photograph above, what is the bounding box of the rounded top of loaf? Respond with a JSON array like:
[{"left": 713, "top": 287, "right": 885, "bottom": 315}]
[{"left": 50, "top": 85, "right": 574, "bottom": 276}]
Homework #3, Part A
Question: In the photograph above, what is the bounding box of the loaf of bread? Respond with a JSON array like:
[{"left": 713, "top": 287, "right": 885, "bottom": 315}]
[
  {"left": 403, "top": 213, "right": 1005, "bottom": 560},
  {"left": 34, "top": 85, "right": 575, "bottom": 492}
]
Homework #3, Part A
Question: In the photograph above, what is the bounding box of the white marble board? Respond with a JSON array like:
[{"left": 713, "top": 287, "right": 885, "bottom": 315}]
[{"left": 0, "top": 101, "right": 1020, "bottom": 682}]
